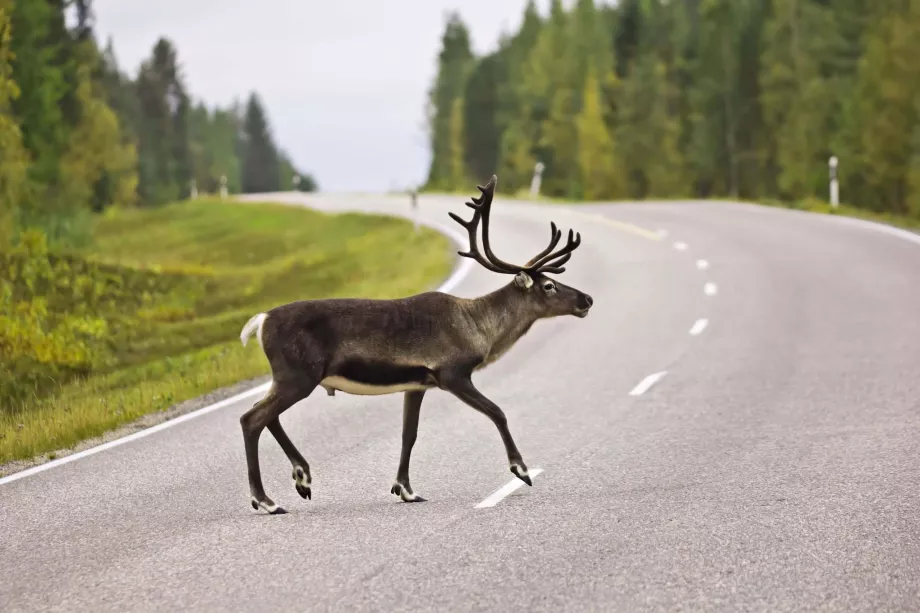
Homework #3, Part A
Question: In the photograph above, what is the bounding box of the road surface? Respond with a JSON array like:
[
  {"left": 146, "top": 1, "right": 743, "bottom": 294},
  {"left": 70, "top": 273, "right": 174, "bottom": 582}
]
[{"left": 2, "top": 193, "right": 919, "bottom": 612}]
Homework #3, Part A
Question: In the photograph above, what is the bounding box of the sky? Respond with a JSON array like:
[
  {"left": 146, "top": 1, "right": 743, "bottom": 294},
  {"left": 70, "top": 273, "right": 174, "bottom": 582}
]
[{"left": 91, "top": 0, "right": 566, "bottom": 193}]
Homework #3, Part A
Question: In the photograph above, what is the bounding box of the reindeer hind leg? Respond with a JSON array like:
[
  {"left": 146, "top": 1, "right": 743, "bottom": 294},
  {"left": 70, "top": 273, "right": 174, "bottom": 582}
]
[{"left": 240, "top": 377, "right": 316, "bottom": 515}]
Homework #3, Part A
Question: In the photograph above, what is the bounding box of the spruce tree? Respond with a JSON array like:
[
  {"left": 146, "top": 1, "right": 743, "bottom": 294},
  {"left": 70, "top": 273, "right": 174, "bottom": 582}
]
[
  {"left": 241, "top": 92, "right": 280, "bottom": 193},
  {"left": 425, "top": 12, "right": 474, "bottom": 190}
]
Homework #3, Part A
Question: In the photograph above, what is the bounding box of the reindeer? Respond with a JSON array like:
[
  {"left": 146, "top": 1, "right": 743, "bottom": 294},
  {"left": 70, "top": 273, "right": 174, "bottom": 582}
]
[{"left": 238, "top": 174, "right": 593, "bottom": 514}]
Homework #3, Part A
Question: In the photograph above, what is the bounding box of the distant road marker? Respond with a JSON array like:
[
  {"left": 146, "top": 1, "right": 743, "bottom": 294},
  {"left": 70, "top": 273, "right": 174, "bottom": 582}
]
[
  {"left": 704, "top": 282, "right": 718, "bottom": 296},
  {"left": 475, "top": 468, "right": 545, "bottom": 509},
  {"left": 696, "top": 259, "right": 709, "bottom": 270},
  {"left": 673, "top": 241, "right": 688, "bottom": 251},
  {"left": 629, "top": 371, "right": 668, "bottom": 396}
]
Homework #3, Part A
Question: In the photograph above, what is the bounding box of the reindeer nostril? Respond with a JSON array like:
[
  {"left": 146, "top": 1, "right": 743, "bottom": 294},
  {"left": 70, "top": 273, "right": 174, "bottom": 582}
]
[{"left": 583, "top": 294, "right": 594, "bottom": 307}]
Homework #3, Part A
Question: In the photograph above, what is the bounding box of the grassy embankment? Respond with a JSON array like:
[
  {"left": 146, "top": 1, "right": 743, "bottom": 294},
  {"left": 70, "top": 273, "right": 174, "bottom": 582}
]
[{"left": 0, "top": 199, "right": 452, "bottom": 465}]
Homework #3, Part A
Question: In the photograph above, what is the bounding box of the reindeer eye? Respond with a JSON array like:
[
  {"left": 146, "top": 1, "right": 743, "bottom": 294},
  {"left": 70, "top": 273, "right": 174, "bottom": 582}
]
[{"left": 543, "top": 281, "right": 555, "bottom": 292}]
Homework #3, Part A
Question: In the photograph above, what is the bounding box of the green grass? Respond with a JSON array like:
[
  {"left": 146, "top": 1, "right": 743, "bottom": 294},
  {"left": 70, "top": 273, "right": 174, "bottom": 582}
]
[{"left": 0, "top": 198, "right": 452, "bottom": 465}]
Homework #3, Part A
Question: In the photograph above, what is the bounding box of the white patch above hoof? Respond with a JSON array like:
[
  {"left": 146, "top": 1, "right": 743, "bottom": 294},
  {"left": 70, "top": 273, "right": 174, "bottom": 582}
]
[
  {"left": 293, "top": 466, "right": 311, "bottom": 488},
  {"left": 400, "top": 489, "right": 422, "bottom": 502},
  {"left": 252, "top": 497, "right": 286, "bottom": 514},
  {"left": 511, "top": 464, "right": 529, "bottom": 478},
  {"left": 510, "top": 463, "right": 533, "bottom": 486},
  {"left": 391, "top": 482, "right": 426, "bottom": 502}
]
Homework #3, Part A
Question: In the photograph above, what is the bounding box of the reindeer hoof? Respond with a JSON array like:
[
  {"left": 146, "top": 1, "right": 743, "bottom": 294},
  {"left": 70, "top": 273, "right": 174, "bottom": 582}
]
[
  {"left": 510, "top": 464, "right": 532, "bottom": 487},
  {"left": 251, "top": 497, "right": 287, "bottom": 515},
  {"left": 293, "top": 466, "right": 312, "bottom": 500},
  {"left": 391, "top": 483, "right": 426, "bottom": 503}
]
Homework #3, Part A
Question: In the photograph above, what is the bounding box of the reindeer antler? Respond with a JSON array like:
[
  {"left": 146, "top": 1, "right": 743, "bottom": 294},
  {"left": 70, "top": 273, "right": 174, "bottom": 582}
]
[{"left": 448, "top": 174, "right": 582, "bottom": 277}]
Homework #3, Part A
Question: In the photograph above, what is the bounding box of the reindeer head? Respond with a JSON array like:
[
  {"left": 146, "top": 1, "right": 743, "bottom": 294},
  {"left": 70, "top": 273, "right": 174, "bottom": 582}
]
[{"left": 449, "top": 175, "right": 594, "bottom": 320}]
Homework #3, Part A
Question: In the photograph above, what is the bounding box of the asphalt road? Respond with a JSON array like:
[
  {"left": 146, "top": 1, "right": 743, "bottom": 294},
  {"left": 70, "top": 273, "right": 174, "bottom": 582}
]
[{"left": 2, "top": 192, "right": 919, "bottom": 612}]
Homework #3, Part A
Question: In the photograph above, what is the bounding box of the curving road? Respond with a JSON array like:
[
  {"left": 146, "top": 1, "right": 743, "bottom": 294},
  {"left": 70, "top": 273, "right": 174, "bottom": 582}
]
[{"left": 2, "top": 192, "right": 919, "bottom": 612}]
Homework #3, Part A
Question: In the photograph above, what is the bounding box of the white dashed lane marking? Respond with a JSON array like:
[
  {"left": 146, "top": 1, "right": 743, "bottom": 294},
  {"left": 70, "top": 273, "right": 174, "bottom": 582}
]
[
  {"left": 475, "top": 468, "right": 545, "bottom": 509},
  {"left": 689, "top": 319, "right": 709, "bottom": 336},
  {"left": 629, "top": 371, "right": 668, "bottom": 396}
]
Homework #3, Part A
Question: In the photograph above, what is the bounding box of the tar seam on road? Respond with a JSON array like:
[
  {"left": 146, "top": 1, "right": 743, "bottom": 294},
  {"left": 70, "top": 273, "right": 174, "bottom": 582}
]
[
  {"left": 0, "top": 216, "right": 475, "bottom": 488},
  {"left": 689, "top": 319, "right": 709, "bottom": 336},
  {"left": 629, "top": 371, "right": 668, "bottom": 396},
  {"left": 704, "top": 282, "right": 718, "bottom": 296},
  {"left": 475, "top": 468, "right": 545, "bottom": 509}
]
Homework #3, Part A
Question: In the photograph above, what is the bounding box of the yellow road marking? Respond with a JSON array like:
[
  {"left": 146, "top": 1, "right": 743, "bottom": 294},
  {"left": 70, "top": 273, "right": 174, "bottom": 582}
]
[{"left": 565, "top": 210, "right": 663, "bottom": 241}]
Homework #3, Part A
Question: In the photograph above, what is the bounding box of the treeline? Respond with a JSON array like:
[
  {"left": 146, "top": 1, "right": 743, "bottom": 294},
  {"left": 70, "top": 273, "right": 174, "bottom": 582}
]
[
  {"left": 425, "top": 0, "right": 920, "bottom": 217},
  {"left": 0, "top": 0, "right": 316, "bottom": 250}
]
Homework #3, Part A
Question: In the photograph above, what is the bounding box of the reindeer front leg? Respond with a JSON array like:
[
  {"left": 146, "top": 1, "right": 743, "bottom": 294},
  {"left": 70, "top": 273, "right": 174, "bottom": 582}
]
[
  {"left": 391, "top": 390, "right": 427, "bottom": 502},
  {"left": 440, "top": 372, "right": 532, "bottom": 486}
]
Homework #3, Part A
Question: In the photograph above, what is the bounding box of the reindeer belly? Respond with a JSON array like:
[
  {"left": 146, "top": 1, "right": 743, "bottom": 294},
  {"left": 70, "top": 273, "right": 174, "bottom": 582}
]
[{"left": 321, "top": 359, "right": 437, "bottom": 396}]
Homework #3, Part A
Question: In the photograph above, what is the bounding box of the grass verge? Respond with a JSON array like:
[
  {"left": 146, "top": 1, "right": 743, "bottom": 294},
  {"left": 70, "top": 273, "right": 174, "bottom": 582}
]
[{"left": 0, "top": 198, "right": 452, "bottom": 467}]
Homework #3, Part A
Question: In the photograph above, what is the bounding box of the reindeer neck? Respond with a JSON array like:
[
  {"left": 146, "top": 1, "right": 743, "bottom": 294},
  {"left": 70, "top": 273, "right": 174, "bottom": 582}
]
[{"left": 465, "top": 283, "right": 537, "bottom": 353}]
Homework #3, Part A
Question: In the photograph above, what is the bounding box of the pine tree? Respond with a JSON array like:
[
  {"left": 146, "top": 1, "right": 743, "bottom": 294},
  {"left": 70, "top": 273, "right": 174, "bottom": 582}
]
[
  {"left": 57, "top": 42, "right": 138, "bottom": 212},
  {"left": 643, "top": 58, "right": 686, "bottom": 198},
  {"left": 241, "top": 92, "right": 280, "bottom": 193},
  {"left": 448, "top": 97, "right": 467, "bottom": 190},
  {"left": 522, "top": 0, "right": 570, "bottom": 197},
  {"left": 425, "top": 12, "right": 474, "bottom": 190},
  {"left": 496, "top": 0, "right": 543, "bottom": 193},
  {"left": 685, "top": 0, "right": 754, "bottom": 198},
  {"left": 8, "top": 0, "right": 73, "bottom": 205},
  {"left": 849, "top": 0, "right": 920, "bottom": 213},
  {"left": 135, "top": 38, "right": 190, "bottom": 204},
  {"left": 617, "top": 54, "right": 684, "bottom": 198},
  {"left": 760, "top": 0, "right": 838, "bottom": 200},
  {"left": 575, "top": 67, "right": 624, "bottom": 200},
  {"left": 463, "top": 50, "right": 505, "bottom": 183}
]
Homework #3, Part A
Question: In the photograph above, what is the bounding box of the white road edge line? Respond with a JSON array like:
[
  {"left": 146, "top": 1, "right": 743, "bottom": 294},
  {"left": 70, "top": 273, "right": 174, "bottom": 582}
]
[
  {"left": 689, "top": 318, "right": 709, "bottom": 336},
  {"left": 696, "top": 259, "right": 709, "bottom": 270},
  {"left": 704, "top": 282, "right": 718, "bottom": 296},
  {"left": 0, "top": 218, "right": 476, "bottom": 487},
  {"left": 475, "top": 468, "right": 545, "bottom": 509},
  {"left": 825, "top": 214, "right": 920, "bottom": 247},
  {"left": 673, "top": 241, "right": 688, "bottom": 251},
  {"left": 629, "top": 371, "right": 668, "bottom": 396}
]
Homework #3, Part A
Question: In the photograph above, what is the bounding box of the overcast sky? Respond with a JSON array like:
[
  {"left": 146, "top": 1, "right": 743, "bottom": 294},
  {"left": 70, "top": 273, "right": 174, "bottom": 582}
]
[{"left": 92, "top": 1, "right": 565, "bottom": 193}]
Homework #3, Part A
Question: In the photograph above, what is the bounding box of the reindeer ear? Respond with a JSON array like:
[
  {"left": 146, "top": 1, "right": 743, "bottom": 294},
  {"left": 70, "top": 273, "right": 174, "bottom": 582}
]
[{"left": 513, "top": 272, "right": 533, "bottom": 290}]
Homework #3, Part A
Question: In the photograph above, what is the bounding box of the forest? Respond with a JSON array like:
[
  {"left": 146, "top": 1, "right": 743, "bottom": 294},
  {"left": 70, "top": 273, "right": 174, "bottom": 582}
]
[
  {"left": 424, "top": 0, "right": 920, "bottom": 219},
  {"left": 0, "top": 0, "right": 316, "bottom": 251}
]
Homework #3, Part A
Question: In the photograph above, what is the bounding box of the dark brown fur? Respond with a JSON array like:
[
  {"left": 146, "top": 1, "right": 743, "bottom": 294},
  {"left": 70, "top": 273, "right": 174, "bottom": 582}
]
[{"left": 238, "top": 175, "right": 593, "bottom": 514}]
